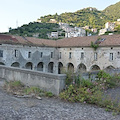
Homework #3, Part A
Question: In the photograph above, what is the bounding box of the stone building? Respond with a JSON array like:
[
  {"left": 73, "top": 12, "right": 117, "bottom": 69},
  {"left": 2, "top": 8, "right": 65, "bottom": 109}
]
[{"left": 0, "top": 34, "right": 120, "bottom": 74}]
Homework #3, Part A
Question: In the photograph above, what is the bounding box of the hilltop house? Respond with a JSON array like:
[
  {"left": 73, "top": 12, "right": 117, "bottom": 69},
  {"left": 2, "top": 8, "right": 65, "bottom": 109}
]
[
  {"left": 0, "top": 34, "right": 120, "bottom": 74},
  {"left": 99, "top": 22, "right": 116, "bottom": 35},
  {"left": 59, "top": 22, "right": 86, "bottom": 38}
]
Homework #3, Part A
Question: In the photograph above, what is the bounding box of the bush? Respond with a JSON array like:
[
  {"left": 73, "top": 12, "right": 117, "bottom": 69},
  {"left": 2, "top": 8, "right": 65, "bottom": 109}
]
[{"left": 60, "top": 71, "right": 120, "bottom": 113}]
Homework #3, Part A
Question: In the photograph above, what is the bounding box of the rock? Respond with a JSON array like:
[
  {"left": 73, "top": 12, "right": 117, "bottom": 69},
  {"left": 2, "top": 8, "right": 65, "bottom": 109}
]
[{"left": 36, "top": 96, "right": 42, "bottom": 100}]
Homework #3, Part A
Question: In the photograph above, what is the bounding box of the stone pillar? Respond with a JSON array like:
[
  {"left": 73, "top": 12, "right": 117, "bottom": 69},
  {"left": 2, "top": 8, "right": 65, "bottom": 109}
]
[{"left": 54, "top": 63, "right": 58, "bottom": 74}]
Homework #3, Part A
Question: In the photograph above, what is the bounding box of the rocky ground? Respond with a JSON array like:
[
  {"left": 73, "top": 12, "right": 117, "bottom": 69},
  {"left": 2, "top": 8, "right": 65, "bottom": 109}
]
[
  {"left": 0, "top": 79, "right": 120, "bottom": 120},
  {"left": 0, "top": 88, "right": 120, "bottom": 120}
]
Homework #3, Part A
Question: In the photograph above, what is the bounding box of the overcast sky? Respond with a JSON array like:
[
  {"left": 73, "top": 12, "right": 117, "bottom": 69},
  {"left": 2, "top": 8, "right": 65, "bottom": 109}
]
[{"left": 0, "top": 0, "right": 119, "bottom": 32}]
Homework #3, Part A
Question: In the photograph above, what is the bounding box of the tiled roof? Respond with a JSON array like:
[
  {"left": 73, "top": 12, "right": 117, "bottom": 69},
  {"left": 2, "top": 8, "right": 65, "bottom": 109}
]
[
  {"left": 26, "top": 37, "right": 56, "bottom": 47},
  {"left": 0, "top": 34, "right": 120, "bottom": 47},
  {"left": 56, "top": 34, "right": 120, "bottom": 47},
  {"left": 0, "top": 34, "right": 18, "bottom": 44}
]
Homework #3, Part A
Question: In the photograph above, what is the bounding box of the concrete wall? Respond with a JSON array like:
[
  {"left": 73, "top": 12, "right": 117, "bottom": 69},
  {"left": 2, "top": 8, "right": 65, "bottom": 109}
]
[{"left": 0, "top": 65, "right": 66, "bottom": 95}]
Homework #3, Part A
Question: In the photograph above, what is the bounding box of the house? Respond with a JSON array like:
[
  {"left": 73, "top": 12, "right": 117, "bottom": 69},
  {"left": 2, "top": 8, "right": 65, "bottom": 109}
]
[
  {"left": 49, "top": 19, "right": 57, "bottom": 23},
  {"left": 0, "top": 34, "right": 120, "bottom": 74},
  {"left": 48, "top": 32, "right": 58, "bottom": 39},
  {"left": 105, "top": 22, "right": 115, "bottom": 31},
  {"left": 99, "top": 22, "right": 116, "bottom": 35},
  {"left": 99, "top": 28, "right": 107, "bottom": 35}
]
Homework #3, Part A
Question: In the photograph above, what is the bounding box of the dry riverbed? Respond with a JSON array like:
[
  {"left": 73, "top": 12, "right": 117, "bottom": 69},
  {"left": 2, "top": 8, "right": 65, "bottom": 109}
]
[{"left": 0, "top": 87, "right": 120, "bottom": 120}]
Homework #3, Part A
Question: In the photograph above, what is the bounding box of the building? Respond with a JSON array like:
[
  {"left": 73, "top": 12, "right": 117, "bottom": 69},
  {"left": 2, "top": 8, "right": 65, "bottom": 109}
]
[
  {"left": 47, "top": 32, "right": 58, "bottom": 39},
  {"left": 0, "top": 34, "right": 120, "bottom": 74},
  {"left": 59, "top": 22, "right": 86, "bottom": 38},
  {"left": 49, "top": 19, "right": 57, "bottom": 23},
  {"left": 99, "top": 22, "right": 116, "bottom": 35},
  {"left": 105, "top": 22, "right": 115, "bottom": 31},
  {"left": 117, "top": 19, "right": 120, "bottom": 22},
  {"left": 99, "top": 28, "right": 107, "bottom": 35}
]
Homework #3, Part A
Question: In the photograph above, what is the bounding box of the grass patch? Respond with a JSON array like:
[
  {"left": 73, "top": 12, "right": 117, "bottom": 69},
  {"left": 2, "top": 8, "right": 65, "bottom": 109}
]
[{"left": 3, "top": 80, "right": 54, "bottom": 97}]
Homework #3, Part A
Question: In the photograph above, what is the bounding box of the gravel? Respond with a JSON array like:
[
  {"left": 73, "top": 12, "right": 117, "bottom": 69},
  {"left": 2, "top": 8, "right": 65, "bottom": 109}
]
[{"left": 0, "top": 88, "right": 120, "bottom": 120}]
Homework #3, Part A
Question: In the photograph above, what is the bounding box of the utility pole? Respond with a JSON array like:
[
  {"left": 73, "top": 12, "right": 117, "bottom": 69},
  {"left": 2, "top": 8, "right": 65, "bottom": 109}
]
[{"left": 16, "top": 20, "right": 18, "bottom": 28}]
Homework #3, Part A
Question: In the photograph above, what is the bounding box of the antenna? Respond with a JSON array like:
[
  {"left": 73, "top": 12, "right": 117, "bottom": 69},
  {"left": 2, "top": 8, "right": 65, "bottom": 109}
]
[{"left": 16, "top": 20, "right": 18, "bottom": 28}]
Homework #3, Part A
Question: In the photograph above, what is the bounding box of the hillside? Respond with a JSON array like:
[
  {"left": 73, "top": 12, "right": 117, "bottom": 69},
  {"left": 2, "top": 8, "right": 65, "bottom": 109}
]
[
  {"left": 103, "top": 1, "right": 120, "bottom": 21},
  {"left": 40, "top": 8, "right": 110, "bottom": 29},
  {"left": 9, "top": 22, "right": 61, "bottom": 39},
  {"left": 39, "top": 2, "right": 120, "bottom": 29}
]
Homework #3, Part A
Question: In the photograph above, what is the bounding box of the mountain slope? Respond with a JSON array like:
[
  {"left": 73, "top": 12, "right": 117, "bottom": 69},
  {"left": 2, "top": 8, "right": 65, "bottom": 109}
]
[
  {"left": 39, "top": 2, "right": 120, "bottom": 29},
  {"left": 9, "top": 22, "right": 60, "bottom": 39},
  {"left": 40, "top": 7, "right": 110, "bottom": 29},
  {"left": 103, "top": 1, "right": 120, "bottom": 21}
]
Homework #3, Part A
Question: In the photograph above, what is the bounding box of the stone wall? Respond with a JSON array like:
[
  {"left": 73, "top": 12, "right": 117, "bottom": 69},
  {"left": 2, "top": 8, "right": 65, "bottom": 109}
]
[{"left": 0, "top": 65, "right": 66, "bottom": 95}]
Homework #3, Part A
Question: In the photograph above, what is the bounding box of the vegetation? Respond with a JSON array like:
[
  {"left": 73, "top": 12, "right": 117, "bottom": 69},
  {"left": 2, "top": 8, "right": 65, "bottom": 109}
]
[
  {"left": 40, "top": 8, "right": 109, "bottom": 29},
  {"left": 39, "top": 2, "right": 120, "bottom": 29},
  {"left": 91, "top": 41, "right": 99, "bottom": 50},
  {"left": 9, "top": 22, "right": 61, "bottom": 39},
  {"left": 4, "top": 80, "right": 53, "bottom": 97},
  {"left": 60, "top": 70, "right": 120, "bottom": 114},
  {"left": 103, "top": 1, "right": 120, "bottom": 21}
]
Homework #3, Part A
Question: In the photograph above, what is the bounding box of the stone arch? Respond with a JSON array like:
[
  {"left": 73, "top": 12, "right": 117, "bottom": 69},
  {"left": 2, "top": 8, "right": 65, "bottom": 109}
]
[
  {"left": 68, "top": 63, "right": 74, "bottom": 72},
  {"left": 91, "top": 65, "right": 100, "bottom": 71},
  {"left": 105, "top": 65, "right": 115, "bottom": 72},
  {"left": 25, "top": 62, "right": 33, "bottom": 70},
  {"left": 0, "top": 62, "right": 5, "bottom": 65},
  {"left": 11, "top": 62, "right": 20, "bottom": 67},
  {"left": 48, "top": 62, "right": 54, "bottom": 73},
  {"left": 58, "top": 62, "right": 63, "bottom": 74},
  {"left": 77, "top": 63, "right": 87, "bottom": 72},
  {"left": 37, "top": 62, "right": 44, "bottom": 71}
]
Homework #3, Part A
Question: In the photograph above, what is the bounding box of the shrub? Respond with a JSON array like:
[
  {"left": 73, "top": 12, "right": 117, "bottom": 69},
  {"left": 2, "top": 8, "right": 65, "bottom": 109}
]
[
  {"left": 4, "top": 80, "right": 24, "bottom": 91},
  {"left": 45, "top": 92, "right": 54, "bottom": 97},
  {"left": 24, "top": 86, "right": 43, "bottom": 95},
  {"left": 60, "top": 71, "right": 120, "bottom": 113}
]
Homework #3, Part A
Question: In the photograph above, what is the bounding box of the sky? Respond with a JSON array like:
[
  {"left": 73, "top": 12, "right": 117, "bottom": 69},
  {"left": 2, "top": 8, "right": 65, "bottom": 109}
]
[{"left": 0, "top": 0, "right": 120, "bottom": 32}]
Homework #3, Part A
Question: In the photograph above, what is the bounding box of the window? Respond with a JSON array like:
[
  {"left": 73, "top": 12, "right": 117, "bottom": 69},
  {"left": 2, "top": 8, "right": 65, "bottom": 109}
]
[
  {"left": 117, "top": 52, "right": 120, "bottom": 58},
  {"left": 118, "top": 52, "right": 120, "bottom": 55},
  {"left": 94, "top": 52, "right": 97, "bottom": 61},
  {"left": 81, "top": 52, "right": 84, "bottom": 59},
  {"left": 110, "top": 53, "right": 113, "bottom": 61},
  {"left": 15, "top": 50, "right": 19, "bottom": 57},
  {"left": 41, "top": 52, "right": 43, "bottom": 58},
  {"left": 69, "top": 52, "right": 72, "bottom": 59},
  {"left": 51, "top": 52, "right": 53, "bottom": 58},
  {"left": 59, "top": 52, "right": 61, "bottom": 59},
  {"left": 28, "top": 52, "right": 31, "bottom": 58},
  {"left": 0, "top": 50, "right": 3, "bottom": 57}
]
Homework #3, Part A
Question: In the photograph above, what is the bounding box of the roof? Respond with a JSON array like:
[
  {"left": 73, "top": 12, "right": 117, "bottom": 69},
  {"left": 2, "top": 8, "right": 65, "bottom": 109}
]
[{"left": 0, "top": 34, "right": 120, "bottom": 47}]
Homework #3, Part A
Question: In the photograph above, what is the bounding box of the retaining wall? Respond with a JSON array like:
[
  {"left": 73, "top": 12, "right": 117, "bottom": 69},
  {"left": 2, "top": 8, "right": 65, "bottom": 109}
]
[{"left": 0, "top": 65, "right": 66, "bottom": 95}]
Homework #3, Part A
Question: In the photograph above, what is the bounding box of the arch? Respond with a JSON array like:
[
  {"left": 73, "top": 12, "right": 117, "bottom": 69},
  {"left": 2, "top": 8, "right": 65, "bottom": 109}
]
[
  {"left": 0, "top": 62, "right": 5, "bottom": 65},
  {"left": 77, "top": 63, "right": 86, "bottom": 72},
  {"left": 91, "top": 65, "right": 100, "bottom": 71},
  {"left": 25, "top": 62, "right": 33, "bottom": 70},
  {"left": 68, "top": 63, "right": 74, "bottom": 72},
  {"left": 58, "top": 62, "right": 63, "bottom": 74},
  {"left": 105, "top": 65, "right": 115, "bottom": 72},
  {"left": 11, "top": 62, "right": 20, "bottom": 67},
  {"left": 48, "top": 62, "right": 54, "bottom": 73},
  {"left": 37, "top": 62, "right": 44, "bottom": 71}
]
